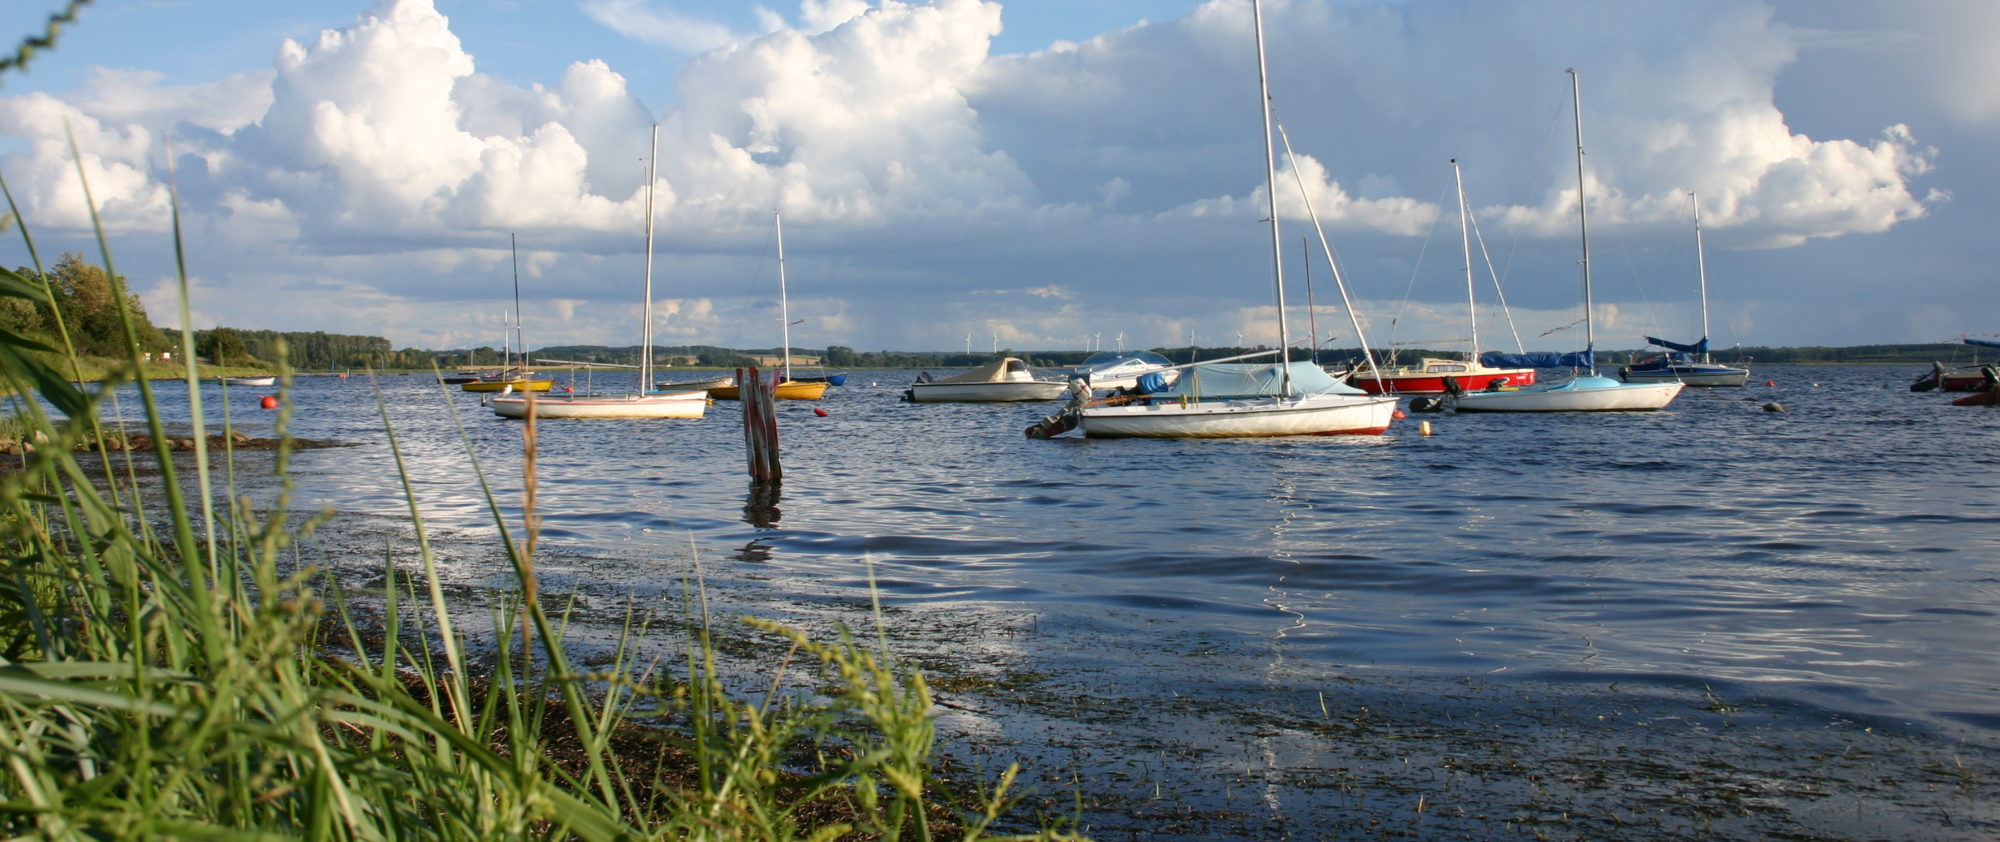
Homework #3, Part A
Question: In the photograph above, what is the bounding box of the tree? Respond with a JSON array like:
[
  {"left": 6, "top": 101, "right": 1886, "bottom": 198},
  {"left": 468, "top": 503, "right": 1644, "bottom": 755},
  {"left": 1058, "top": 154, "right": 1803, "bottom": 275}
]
[
  {"left": 198, "top": 327, "right": 249, "bottom": 365},
  {"left": 28, "top": 253, "right": 170, "bottom": 357}
]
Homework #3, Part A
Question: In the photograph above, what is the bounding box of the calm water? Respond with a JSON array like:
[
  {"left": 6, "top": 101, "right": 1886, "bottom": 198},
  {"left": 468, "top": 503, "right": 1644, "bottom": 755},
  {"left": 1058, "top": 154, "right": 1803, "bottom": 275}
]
[{"left": 106, "top": 365, "right": 2000, "bottom": 838}]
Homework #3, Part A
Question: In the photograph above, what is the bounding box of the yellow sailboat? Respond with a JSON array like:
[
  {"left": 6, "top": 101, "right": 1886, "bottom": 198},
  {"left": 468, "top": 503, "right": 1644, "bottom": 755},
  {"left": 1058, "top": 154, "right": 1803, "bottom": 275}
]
[{"left": 709, "top": 211, "right": 827, "bottom": 401}]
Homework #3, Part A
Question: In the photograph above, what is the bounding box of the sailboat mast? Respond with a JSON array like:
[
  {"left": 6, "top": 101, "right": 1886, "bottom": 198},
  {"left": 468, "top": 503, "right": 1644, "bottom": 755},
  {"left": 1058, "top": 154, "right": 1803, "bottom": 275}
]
[
  {"left": 1690, "top": 191, "right": 1711, "bottom": 365},
  {"left": 775, "top": 210, "right": 790, "bottom": 382},
  {"left": 510, "top": 233, "right": 522, "bottom": 372},
  {"left": 642, "top": 124, "right": 658, "bottom": 390},
  {"left": 1568, "top": 68, "right": 1594, "bottom": 361},
  {"left": 1252, "top": 0, "right": 1291, "bottom": 393},
  {"left": 1453, "top": 159, "right": 1479, "bottom": 362},
  {"left": 1302, "top": 235, "right": 1318, "bottom": 364}
]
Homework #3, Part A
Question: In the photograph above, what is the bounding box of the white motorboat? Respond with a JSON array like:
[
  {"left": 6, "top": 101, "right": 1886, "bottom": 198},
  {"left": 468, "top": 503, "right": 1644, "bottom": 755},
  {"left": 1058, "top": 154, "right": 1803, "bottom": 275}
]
[
  {"left": 905, "top": 358, "right": 1070, "bottom": 402},
  {"left": 1070, "top": 350, "right": 1179, "bottom": 392}
]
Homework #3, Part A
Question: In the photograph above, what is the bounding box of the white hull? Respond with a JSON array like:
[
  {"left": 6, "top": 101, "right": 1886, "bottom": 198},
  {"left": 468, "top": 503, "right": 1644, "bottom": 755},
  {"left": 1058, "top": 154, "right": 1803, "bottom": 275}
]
[
  {"left": 1620, "top": 366, "right": 1748, "bottom": 387},
  {"left": 223, "top": 376, "right": 276, "bottom": 386},
  {"left": 1453, "top": 376, "right": 1683, "bottom": 412},
  {"left": 659, "top": 375, "right": 735, "bottom": 392},
  {"left": 491, "top": 391, "right": 708, "bottom": 419},
  {"left": 907, "top": 381, "right": 1070, "bottom": 402},
  {"left": 1080, "top": 393, "right": 1396, "bottom": 438}
]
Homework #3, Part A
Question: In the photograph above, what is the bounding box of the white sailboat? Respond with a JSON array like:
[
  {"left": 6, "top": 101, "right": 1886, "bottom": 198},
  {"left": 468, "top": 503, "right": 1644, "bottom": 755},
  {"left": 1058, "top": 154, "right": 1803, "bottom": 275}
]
[
  {"left": 711, "top": 211, "right": 829, "bottom": 401},
  {"left": 1348, "top": 159, "right": 1537, "bottom": 396},
  {"left": 1454, "top": 70, "right": 1683, "bottom": 413},
  {"left": 1619, "top": 192, "right": 1750, "bottom": 387},
  {"left": 1046, "top": 0, "right": 1395, "bottom": 438},
  {"left": 492, "top": 125, "right": 707, "bottom": 420}
]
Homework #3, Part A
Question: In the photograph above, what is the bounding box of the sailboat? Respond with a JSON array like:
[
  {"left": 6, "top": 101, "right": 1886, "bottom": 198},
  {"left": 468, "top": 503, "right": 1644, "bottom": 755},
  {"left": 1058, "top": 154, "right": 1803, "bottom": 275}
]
[
  {"left": 1619, "top": 192, "right": 1749, "bottom": 387},
  {"left": 1454, "top": 69, "right": 1684, "bottom": 413},
  {"left": 491, "top": 126, "right": 707, "bottom": 419},
  {"left": 710, "top": 211, "right": 830, "bottom": 401},
  {"left": 464, "top": 234, "right": 555, "bottom": 393},
  {"left": 1347, "top": 160, "right": 1537, "bottom": 396},
  {"left": 1052, "top": 0, "right": 1395, "bottom": 438}
]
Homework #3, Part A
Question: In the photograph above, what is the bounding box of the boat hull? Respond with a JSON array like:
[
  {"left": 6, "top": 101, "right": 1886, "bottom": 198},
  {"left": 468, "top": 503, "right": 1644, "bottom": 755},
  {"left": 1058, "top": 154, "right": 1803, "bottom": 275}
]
[
  {"left": 709, "top": 380, "right": 829, "bottom": 401},
  {"left": 491, "top": 392, "right": 708, "bottom": 419},
  {"left": 1453, "top": 375, "right": 1683, "bottom": 412},
  {"left": 1348, "top": 368, "right": 1535, "bottom": 395},
  {"left": 222, "top": 376, "right": 277, "bottom": 387},
  {"left": 906, "top": 381, "right": 1070, "bottom": 402},
  {"left": 1079, "top": 394, "right": 1397, "bottom": 438},
  {"left": 658, "top": 376, "right": 735, "bottom": 392},
  {"left": 1952, "top": 389, "right": 1998, "bottom": 407},
  {"left": 1619, "top": 364, "right": 1749, "bottom": 387},
  {"left": 463, "top": 378, "right": 554, "bottom": 392},
  {"left": 1941, "top": 372, "right": 1993, "bottom": 392}
]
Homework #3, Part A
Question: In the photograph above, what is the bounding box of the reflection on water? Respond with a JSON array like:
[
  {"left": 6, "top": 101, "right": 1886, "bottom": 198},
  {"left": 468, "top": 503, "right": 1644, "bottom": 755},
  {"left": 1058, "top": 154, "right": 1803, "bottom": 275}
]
[{"left": 742, "top": 480, "right": 782, "bottom": 528}]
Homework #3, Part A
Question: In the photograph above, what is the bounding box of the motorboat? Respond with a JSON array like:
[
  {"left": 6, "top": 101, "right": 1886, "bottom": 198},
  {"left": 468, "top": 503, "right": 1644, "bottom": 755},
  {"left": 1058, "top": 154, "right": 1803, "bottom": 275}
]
[
  {"left": 905, "top": 357, "right": 1070, "bottom": 402},
  {"left": 1069, "top": 350, "right": 1178, "bottom": 392}
]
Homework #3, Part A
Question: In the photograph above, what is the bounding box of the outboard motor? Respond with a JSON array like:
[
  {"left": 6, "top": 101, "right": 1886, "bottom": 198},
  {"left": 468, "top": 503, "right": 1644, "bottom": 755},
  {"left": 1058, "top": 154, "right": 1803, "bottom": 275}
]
[
  {"left": 1440, "top": 376, "right": 1464, "bottom": 397},
  {"left": 1911, "top": 361, "right": 1945, "bottom": 392}
]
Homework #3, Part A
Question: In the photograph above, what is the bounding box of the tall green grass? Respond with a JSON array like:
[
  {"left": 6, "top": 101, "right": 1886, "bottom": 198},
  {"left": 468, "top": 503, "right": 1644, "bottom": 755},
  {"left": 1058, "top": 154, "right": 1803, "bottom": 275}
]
[{"left": 0, "top": 26, "right": 1077, "bottom": 840}]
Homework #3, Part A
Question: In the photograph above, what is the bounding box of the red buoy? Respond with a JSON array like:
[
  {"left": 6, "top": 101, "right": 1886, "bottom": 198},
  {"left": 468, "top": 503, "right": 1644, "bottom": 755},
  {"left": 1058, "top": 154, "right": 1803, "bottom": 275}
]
[
  {"left": 813, "top": 407, "right": 829, "bottom": 417},
  {"left": 1392, "top": 410, "right": 1407, "bottom": 420},
  {"left": 1764, "top": 380, "right": 1775, "bottom": 386},
  {"left": 260, "top": 395, "right": 278, "bottom": 410}
]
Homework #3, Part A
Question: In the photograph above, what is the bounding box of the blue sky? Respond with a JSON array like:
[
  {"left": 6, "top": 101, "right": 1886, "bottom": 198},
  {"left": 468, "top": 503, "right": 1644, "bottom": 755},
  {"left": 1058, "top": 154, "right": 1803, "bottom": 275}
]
[{"left": 1, "top": 0, "right": 1993, "bottom": 355}]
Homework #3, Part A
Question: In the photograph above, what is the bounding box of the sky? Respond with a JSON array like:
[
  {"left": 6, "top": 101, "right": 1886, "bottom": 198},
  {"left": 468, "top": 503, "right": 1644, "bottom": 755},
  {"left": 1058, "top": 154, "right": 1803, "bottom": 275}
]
[{"left": 0, "top": 0, "right": 1994, "bottom": 356}]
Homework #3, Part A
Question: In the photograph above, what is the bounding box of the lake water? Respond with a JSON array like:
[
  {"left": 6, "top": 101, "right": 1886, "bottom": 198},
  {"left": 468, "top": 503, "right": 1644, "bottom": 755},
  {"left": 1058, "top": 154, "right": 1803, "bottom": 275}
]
[{"left": 111, "top": 365, "right": 2000, "bottom": 839}]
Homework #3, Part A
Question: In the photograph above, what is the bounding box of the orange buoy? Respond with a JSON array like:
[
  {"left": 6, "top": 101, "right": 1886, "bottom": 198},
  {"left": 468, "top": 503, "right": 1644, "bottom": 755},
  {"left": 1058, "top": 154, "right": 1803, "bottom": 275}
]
[
  {"left": 260, "top": 395, "right": 278, "bottom": 410},
  {"left": 1764, "top": 380, "right": 1775, "bottom": 386},
  {"left": 1393, "top": 410, "right": 1407, "bottom": 420},
  {"left": 813, "top": 407, "right": 829, "bottom": 417}
]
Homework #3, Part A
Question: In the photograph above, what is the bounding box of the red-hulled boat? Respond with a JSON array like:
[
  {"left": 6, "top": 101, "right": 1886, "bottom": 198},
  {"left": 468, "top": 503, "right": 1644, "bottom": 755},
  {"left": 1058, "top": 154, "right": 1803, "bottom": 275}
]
[{"left": 1344, "top": 358, "right": 1535, "bottom": 396}]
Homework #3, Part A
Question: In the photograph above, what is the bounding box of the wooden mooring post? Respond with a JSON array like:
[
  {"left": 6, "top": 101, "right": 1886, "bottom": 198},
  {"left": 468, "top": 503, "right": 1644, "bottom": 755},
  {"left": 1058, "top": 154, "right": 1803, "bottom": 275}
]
[{"left": 739, "top": 366, "right": 781, "bottom": 481}]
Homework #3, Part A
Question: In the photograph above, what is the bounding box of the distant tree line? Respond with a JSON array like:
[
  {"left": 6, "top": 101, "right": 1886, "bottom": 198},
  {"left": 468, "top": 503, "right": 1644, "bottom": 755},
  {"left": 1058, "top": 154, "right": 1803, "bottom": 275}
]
[
  {"left": 3, "top": 253, "right": 172, "bottom": 359},
  {"left": 192, "top": 328, "right": 397, "bottom": 370}
]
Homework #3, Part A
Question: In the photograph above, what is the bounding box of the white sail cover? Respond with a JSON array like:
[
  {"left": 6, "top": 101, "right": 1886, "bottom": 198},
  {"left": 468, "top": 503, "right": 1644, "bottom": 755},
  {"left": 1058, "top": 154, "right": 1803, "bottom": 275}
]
[{"left": 1164, "top": 361, "right": 1368, "bottom": 398}]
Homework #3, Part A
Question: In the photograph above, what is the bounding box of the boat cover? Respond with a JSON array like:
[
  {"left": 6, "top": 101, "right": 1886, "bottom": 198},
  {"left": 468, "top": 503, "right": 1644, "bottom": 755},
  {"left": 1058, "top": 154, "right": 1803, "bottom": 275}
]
[
  {"left": 1136, "top": 371, "right": 1173, "bottom": 393},
  {"left": 1481, "top": 349, "right": 1595, "bottom": 369},
  {"left": 1163, "top": 361, "right": 1368, "bottom": 398},
  {"left": 1645, "top": 336, "right": 1707, "bottom": 355},
  {"left": 1964, "top": 338, "right": 2000, "bottom": 350},
  {"left": 930, "top": 357, "right": 1035, "bottom": 384}
]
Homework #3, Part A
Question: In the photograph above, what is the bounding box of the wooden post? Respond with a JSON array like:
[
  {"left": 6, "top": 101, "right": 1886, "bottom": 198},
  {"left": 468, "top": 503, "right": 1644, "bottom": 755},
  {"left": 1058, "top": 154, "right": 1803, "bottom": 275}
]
[{"left": 741, "top": 366, "right": 781, "bottom": 481}]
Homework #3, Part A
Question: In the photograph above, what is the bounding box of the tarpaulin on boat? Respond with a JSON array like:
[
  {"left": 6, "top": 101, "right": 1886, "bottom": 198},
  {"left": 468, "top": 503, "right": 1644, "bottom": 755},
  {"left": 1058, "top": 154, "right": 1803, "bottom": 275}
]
[
  {"left": 1645, "top": 336, "right": 1708, "bottom": 355},
  {"left": 1135, "top": 371, "right": 1173, "bottom": 393},
  {"left": 1964, "top": 338, "right": 2000, "bottom": 350},
  {"left": 1480, "top": 349, "right": 1595, "bottom": 369},
  {"left": 1164, "top": 361, "right": 1368, "bottom": 398},
  {"left": 929, "top": 357, "right": 1033, "bottom": 384}
]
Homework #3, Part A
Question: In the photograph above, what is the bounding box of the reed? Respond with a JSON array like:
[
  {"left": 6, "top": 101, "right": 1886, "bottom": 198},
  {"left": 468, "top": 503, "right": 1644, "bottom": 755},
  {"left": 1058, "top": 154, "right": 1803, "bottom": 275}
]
[{"left": 0, "top": 48, "right": 1075, "bottom": 842}]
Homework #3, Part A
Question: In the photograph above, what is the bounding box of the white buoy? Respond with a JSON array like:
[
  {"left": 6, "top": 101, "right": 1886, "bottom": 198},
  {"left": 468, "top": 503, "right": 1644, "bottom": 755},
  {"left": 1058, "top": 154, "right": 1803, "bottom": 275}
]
[{"left": 1419, "top": 420, "right": 1434, "bottom": 437}]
